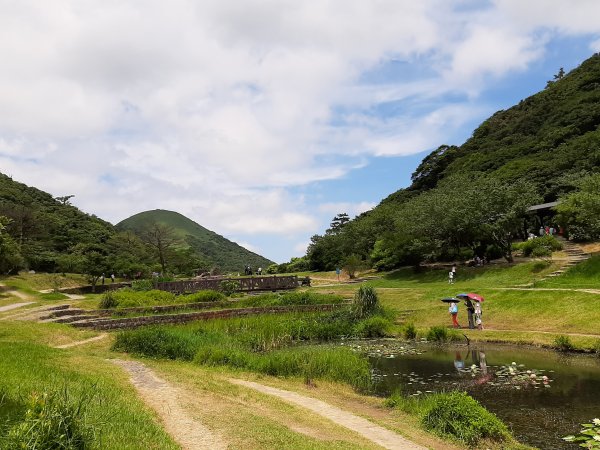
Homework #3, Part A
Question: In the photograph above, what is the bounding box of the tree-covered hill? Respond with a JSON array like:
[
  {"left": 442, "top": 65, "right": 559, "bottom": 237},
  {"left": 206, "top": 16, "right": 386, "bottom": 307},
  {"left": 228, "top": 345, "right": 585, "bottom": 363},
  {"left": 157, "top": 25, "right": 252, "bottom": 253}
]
[
  {"left": 117, "top": 209, "right": 274, "bottom": 273},
  {"left": 306, "top": 53, "right": 600, "bottom": 271},
  {"left": 0, "top": 172, "right": 115, "bottom": 272}
]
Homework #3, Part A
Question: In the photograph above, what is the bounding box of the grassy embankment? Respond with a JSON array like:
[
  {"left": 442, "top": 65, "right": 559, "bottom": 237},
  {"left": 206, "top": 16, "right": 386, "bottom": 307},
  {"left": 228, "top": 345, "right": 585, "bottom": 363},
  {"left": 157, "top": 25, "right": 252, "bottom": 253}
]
[
  {"left": 312, "top": 260, "right": 600, "bottom": 352},
  {"left": 0, "top": 321, "right": 178, "bottom": 449}
]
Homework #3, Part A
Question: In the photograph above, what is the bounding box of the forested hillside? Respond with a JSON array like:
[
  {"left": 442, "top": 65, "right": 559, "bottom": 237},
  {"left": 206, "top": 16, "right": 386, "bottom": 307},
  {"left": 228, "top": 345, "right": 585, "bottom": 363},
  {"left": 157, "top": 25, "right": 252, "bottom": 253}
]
[
  {"left": 0, "top": 175, "right": 272, "bottom": 277},
  {"left": 117, "top": 210, "right": 274, "bottom": 273},
  {"left": 0, "top": 172, "right": 115, "bottom": 273},
  {"left": 306, "top": 53, "right": 600, "bottom": 271}
]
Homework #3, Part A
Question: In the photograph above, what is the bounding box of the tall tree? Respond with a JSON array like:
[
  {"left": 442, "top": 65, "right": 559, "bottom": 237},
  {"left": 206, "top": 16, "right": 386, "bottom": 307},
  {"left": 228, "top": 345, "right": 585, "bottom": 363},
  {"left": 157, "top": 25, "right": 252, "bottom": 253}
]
[{"left": 140, "top": 222, "right": 181, "bottom": 273}]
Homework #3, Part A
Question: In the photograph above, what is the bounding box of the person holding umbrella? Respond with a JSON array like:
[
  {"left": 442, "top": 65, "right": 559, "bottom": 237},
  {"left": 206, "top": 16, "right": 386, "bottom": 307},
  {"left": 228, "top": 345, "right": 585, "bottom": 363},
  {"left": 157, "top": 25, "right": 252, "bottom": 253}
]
[
  {"left": 442, "top": 298, "right": 460, "bottom": 328},
  {"left": 457, "top": 293, "right": 484, "bottom": 330}
]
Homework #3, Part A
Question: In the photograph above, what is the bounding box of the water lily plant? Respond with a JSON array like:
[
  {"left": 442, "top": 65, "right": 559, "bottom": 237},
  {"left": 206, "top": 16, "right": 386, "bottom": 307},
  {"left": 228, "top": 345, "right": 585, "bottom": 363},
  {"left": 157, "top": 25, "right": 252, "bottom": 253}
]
[{"left": 563, "top": 418, "right": 600, "bottom": 449}]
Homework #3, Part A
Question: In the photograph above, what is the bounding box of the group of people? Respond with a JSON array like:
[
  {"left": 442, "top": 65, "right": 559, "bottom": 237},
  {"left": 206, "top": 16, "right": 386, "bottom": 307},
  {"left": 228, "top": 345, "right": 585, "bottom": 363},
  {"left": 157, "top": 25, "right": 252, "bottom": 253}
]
[
  {"left": 243, "top": 265, "right": 262, "bottom": 276},
  {"left": 100, "top": 273, "right": 115, "bottom": 285},
  {"left": 449, "top": 298, "right": 483, "bottom": 330},
  {"left": 536, "top": 225, "right": 562, "bottom": 237}
]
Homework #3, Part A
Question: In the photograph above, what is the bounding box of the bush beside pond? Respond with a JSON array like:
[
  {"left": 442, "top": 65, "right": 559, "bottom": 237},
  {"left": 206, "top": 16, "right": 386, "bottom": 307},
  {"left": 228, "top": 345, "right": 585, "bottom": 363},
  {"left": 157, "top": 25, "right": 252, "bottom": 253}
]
[
  {"left": 422, "top": 391, "right": 511, "bottom": 446},
  {"left": 386, "top": 390, "right": 512, "bottom": 447}
]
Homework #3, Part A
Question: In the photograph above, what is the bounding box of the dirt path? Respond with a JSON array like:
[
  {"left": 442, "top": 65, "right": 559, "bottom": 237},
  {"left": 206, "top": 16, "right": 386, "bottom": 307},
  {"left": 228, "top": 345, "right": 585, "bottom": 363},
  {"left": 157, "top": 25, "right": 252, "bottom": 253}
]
[
  {"left": 112, "top": 359, "right": 227, "bottom": 450},
  {"left": 495, "top": 287, "right": 600, "bottom": 294},
  {"left": 484, "top": 328, "right": 600, "bottom": 338},
  {"left": 55, "top": 334, "right": 108, "bottom": 349},
  {"left": 0, "top": 302, "right": 35, "bottom": 313},
  {"left": 0, "top": 282, "right": 33, "bottom": 301},
  {"left": 229, "top": 379, "right": 426, "bottom": 450}
]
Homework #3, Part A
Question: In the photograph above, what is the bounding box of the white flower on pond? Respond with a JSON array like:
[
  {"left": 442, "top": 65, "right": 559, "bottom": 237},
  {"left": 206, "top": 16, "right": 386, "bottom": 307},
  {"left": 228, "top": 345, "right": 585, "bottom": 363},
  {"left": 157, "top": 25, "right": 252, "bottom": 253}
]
[
  {"left": 593, "top": 418, "right": 600, "bottom": 426},
  {"left": 593, "top": 434, "right": 600, "bottom": 442}
]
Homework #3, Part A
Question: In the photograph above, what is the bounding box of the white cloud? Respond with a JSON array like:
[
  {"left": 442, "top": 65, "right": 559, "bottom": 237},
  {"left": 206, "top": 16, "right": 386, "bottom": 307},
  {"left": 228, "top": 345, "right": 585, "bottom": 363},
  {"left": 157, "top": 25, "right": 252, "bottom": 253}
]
[
  {"left": 237, "top": 241, "right": 260, "bottom": 254},
  {"left": 293, "top": 241, "right": 310, "bottom": 256},
  {"left": 1, "top": 1, "right": 600, "bottom": 260}
]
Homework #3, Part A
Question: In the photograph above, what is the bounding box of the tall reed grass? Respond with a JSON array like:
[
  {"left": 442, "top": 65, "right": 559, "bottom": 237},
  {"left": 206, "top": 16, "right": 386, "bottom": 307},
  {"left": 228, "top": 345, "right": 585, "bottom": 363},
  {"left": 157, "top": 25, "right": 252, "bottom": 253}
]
[{"left": 113, "top": 311, "right": 388, "bottom": 390}]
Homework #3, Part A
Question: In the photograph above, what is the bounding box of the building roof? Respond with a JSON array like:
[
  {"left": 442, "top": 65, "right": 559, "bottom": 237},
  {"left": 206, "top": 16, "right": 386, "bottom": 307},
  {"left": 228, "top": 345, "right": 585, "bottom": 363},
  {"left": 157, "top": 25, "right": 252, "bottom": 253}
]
[{"left": 527, "top": 201, "right": 560, "bottom": 212}]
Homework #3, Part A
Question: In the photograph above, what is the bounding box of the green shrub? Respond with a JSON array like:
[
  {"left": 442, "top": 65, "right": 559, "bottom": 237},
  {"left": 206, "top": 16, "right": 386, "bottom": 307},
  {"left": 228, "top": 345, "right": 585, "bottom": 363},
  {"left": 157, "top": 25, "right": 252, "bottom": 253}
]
[
  {"left": 404, "top": 322, "right": 417, "bottom": 340},
  {"left": 131, "top": 279, "right": 153, "bottom": 291},
  {"left": 531, "top": 246, "right": 551, "bottom": 257},
  {"left": 110, "top": 289, "right": 176, "bottom": 308},
  {"left": 517, "top": 235, "right": 563, "bottom": 257},
  {"left": 184, "top": 290, "right": 225, "bottom": 303},
  {"left": 421, "top": 392, "right": 510, "bottom": 446},
  {"left": 352, "top": 316, "right": 391, "bottom": 338},
  {"left": 112, "top": 327, "right": 203, "bottom": 360},
  {"left": 99, "top": 290, "right": 119, "bottom": 309},
  {"left": 426, "top": 326, "right": 460, "bottom": 343},
  {"left": 4, "top": 388, "right": 97, "bottom": 450},
  {"left": 351, "top": 286, "right": 380, "bottom": 319},
  {"left": 554, "top": 334, "right": 574, "bottom": 352},
  {"left": 219, "top": 280, "right": 240, "bottom": 296}
]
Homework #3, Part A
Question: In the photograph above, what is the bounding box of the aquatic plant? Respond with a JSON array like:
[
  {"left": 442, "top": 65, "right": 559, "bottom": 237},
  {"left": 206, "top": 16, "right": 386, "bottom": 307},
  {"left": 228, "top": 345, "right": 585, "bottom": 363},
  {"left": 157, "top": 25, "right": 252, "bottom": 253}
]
[{"left": 563, "top": 418, "right": 600, "bottom": 449}]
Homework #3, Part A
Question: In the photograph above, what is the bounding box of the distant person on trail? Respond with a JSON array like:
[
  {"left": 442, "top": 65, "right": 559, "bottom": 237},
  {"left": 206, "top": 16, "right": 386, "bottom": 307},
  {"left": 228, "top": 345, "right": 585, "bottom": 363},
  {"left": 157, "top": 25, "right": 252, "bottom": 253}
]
[
  {"left": 451, "top": 264, "right": 457, "bottom": 281},
  {"left": 448, "top": 270, "right": 454, "bottom": 284},
  {"left": 111, "top": 273, "right": 115, "bottom": 283},
  {"left": 101, "top": 273, "right": 105, "bottom": 285},
  {"left": 465, "top": 298, "right": 475, "bottom": 329},
  {"left": 449, "top": 301, "right": 459, "bottom": 328},
  {"left": 539, "top": 226, "right": 545, "bottom": 237},
  {"left": 257, "top": 267, "right": 262, "bottom": 275}
]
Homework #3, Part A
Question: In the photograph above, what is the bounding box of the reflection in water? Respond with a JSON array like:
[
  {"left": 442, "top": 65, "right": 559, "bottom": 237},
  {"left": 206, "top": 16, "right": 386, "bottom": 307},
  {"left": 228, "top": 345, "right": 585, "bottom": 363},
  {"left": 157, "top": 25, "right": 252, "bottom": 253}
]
[{"left": 369, "top": 342, "right": 600, "bottom": 450}]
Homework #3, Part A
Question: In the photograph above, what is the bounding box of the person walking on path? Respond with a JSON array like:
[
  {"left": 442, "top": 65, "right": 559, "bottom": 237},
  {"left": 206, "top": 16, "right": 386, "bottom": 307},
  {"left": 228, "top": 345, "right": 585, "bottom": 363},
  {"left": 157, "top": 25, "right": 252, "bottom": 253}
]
[
  {"left": 448, "top": 270, "right": 454, "bottom": 284},
  {"left": 474, "top": 301, "right": 483, "bottom": 330},
  {"left": 465, "top": 298, "right": 475, "bottom": 329},
  {"left": 449, "top": 301, "right": 460, "bottom": 328}
]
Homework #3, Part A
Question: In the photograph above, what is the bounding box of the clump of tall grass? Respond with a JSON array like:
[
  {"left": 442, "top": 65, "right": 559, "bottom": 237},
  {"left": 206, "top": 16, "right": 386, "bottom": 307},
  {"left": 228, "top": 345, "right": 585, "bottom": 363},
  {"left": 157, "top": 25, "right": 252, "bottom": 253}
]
[
  {"left": 421, "top": 391, "right": 510, "bottom": 446},
  {"left": 99, "top": 290, "right": 118, "bottom": 309},
  {"left": 113, "top": 312, "right": 388, "bottom": 391},
  {"left": 113, "top": 327, "right": 209, "bottom": 360},
  {"left": 184, "top": 290, "right": 225, "bottom": 303},
  {"left": 554, "top": 334, "right": 574, "bottom": 352},
  {"left": 351, "top": 286, "right": 380, "bottom": 319},
  {"left": 403, "top": 322, "right": 417, "bottom": 340},
  {"left": 195, "top": 345, "right": 371, "bottom": 391},
  {"left": 131, "top": 279, "right": 153, "bottom": 291},
  {"left": 426, "top": 326, "right": 460, "bottom": 343},
  {"left": 2, "top": 387, "right": 98, "bottom": 450}
]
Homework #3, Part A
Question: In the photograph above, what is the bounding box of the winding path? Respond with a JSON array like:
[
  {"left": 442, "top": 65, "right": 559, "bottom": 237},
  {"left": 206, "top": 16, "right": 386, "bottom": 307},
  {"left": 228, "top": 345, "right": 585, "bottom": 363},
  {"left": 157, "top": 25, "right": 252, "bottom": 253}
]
[
  {"left": 112, "top": 359, "right": 227, "bottom": 450},
  {"left": 229, "top": 379, "right": 426, "bottom": 450}
]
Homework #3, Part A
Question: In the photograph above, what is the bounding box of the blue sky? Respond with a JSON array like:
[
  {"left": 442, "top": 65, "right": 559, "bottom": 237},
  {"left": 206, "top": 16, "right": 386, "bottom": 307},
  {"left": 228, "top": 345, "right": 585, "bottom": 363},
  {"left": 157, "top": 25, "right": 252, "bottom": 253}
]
[{"left": 1, "top": 1, "right": 600, "bottom": 264}]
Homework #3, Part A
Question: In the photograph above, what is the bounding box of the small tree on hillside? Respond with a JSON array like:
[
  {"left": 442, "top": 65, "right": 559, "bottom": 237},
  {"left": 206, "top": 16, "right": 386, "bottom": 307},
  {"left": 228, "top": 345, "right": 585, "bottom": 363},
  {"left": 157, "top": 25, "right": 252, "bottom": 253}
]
[{"left": 140, "top": 222, "right": 181, "bottom": 273}]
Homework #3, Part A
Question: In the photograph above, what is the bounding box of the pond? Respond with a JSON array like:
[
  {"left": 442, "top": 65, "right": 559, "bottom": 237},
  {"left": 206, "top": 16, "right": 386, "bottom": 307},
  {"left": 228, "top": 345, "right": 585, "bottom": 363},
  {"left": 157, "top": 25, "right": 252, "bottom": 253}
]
[{"left": 356, "top": 340, "right": 600, "bottom": 450}]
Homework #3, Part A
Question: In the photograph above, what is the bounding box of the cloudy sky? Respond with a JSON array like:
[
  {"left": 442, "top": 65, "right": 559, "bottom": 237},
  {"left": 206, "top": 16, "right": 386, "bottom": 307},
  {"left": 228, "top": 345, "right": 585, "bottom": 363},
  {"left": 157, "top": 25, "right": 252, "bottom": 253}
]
[{"left": 1, "top": 0, "right": 600, "bottom": 263}]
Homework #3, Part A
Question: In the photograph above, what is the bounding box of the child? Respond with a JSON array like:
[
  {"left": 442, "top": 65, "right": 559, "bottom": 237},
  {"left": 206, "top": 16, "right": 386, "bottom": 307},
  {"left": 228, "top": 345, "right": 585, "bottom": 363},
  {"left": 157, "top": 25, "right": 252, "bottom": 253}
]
[
  {"left": 449, "top": 302, "right": 459, "bottom": 328},
  {"left": 474, "top": 302, "right": 483, "bottom": 330}
]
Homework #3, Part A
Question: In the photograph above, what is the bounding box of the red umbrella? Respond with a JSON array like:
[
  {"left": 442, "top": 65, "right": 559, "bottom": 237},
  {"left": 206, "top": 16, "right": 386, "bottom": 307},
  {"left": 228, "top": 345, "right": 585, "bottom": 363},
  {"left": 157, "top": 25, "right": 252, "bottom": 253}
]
[{"left": 467, "top": 292, "right": 484, "bottom": 302}]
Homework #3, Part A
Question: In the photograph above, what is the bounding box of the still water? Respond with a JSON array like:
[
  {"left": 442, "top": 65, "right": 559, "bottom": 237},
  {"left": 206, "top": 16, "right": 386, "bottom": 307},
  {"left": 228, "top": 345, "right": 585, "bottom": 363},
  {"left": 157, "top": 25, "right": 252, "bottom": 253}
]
[{"left": 365, "top": 341, "right": 600, "bottom": 449}]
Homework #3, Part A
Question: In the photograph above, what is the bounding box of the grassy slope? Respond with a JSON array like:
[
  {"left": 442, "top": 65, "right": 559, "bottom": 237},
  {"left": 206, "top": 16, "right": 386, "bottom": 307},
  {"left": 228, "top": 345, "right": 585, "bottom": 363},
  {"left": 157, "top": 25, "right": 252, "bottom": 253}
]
[
  {"left": 0, "top": 322, "right": 178, "bottom": 449},
  {"left": 311, "top": 259, "right": 600, "bottom": 350},
  {"left": 117, "top": 209, "right": 274, "bottom": 272}
]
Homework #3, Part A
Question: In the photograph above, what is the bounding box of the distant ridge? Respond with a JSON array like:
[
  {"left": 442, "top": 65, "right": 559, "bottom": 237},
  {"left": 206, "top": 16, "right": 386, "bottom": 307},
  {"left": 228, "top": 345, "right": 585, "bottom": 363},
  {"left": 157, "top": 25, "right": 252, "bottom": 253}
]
[{"left": 116, "top": 209, "right": 274, "bottom": 272}]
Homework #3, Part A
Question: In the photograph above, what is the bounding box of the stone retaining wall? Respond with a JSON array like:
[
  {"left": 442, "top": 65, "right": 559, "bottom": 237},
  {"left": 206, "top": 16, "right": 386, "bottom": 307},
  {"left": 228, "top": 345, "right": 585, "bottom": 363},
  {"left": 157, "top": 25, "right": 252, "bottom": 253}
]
[{"left": 72, "top": 304, "right": 345, "bottom": 330}]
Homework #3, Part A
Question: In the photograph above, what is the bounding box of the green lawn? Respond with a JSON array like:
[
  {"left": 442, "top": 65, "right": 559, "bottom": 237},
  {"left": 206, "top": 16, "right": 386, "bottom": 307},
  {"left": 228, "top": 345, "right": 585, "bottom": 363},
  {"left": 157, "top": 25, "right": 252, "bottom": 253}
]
[{"left": 0, "top": 322, "right": 178, "bottom": 449}]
